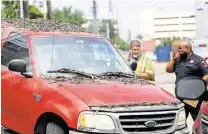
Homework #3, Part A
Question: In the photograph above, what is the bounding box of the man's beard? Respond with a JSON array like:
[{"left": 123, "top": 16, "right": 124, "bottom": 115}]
[{"left": 180, "top": 53, "right": 188, "bottom": 60}]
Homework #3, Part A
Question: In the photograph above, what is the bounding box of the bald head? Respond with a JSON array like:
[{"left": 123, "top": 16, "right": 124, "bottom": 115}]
[
  {"left": 180, "top": 40, "right": 192, "bottom": 52},
  {"left": 178, "top": 40, "right": 193, "bottom": 59}
]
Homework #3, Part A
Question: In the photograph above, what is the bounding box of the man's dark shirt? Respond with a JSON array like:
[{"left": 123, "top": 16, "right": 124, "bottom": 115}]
[{"left": 174, "top": 53, "right": 208, "bottom": 84}]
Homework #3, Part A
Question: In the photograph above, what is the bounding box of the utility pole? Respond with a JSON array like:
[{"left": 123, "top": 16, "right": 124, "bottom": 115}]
[
  {"left": 47, "top": 0, "right": 52, "bottom": 20},
  {"left": 108, "top": 0, "right": 114, "bottom": 43},
  {"left": 20, "top": 0, "right": 24, "bottom": 18},
  {"left": 92, "top": 0, "right": 98, "bottom": 33},
  {"left": 23, "top": 0, "right": 29, "bottom": 18}
]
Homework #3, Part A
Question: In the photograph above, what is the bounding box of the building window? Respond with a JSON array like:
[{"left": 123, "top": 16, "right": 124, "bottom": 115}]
[
  {"left": 33, "top": 0, "right": 37, "bottom": 4},
  {"left": 197, "top": 8, "right": 203, "bottom": 11},
  {"left": 154, "top": 17, "right": 179, "bottom": 20},
  {"left": 154, "top": 24, "right": 179, "bottom": 26},
  {"left": 155, "top": 30, "right": 179, "bottom": 33},
  {"left": 39, "top": 1, "right": 44, "bottom": 8},
  {"left": 181, "top": 15, "right": 195, "bottom": 18},
  {"left": 182, "top": 23, "right": 196, "bottom": 25},
  {"left": 182, "top": 30, "right": 195, "bottom": 32}
]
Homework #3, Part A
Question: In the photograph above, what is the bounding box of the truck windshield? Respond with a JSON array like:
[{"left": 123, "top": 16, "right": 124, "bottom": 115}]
[{"left": 32, "top": 36, "right": 132, "bottom": 75}]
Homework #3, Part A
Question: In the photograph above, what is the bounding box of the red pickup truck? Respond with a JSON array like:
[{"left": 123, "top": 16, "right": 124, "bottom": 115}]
[
  {"left": 193, "top": 102, "right": 208, "bottom": 134},
  {"left": 1, "top": 19, "right": 189, "bottom": 134}
]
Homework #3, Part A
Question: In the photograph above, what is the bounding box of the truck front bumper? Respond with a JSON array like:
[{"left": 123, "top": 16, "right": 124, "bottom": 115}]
[
  {"left": 172, "top": 127, "right": 190, "bottom": 134},
  {"left": 69, "top": 127, "right": 190, "bottom": 134}
]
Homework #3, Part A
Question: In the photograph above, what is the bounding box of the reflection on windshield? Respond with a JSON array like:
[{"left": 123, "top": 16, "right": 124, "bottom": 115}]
[{"left": 33, "top": 36, "right": 132, "bottom": 75}]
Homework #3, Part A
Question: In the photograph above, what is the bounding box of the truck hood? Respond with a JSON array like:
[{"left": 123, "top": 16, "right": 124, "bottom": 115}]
[{"left": 60, "top": 82, "right": 178, "bottom": 106}]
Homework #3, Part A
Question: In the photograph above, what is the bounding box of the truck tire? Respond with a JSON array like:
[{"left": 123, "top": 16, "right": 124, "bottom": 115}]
[
  {"left": 46, "top": 122, "right": 67, "bottom": 134},
  {"left": 35, "top": 122, "right": 67, "bottom": 134}
]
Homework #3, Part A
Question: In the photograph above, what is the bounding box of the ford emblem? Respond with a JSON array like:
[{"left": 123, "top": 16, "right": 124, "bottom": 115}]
[{"left": 144, "top": 121, "right": 157, "bottom": 128}]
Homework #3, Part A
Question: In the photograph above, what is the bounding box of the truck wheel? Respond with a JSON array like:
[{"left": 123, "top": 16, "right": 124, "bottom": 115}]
[
  {"left": 35, "top": 122, "right": 68, "bottom": 134},
  {"left": 46, "top": 122, "right": 67, "bottom": 134}
]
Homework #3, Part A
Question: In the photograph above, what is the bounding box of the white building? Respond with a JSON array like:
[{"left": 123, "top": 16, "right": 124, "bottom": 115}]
[
  {"left": 153, "top": 11, "right": 196, "bottom": 40},
  {"left": 140, "top": 11, "right": 196, "bottom": 40},
  {"left": 195, "top": 0, "right": 208, "bottom": 39}
]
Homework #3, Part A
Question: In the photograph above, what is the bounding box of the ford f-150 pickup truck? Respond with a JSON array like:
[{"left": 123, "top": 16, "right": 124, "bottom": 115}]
[{"left": 1, "top": 19, "right": 189, "bottom": 134}]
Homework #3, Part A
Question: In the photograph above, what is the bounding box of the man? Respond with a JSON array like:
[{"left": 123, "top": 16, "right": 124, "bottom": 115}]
[
  {"left": 123, "top": 40, "right": 155, "bottom": 81},
  {"left": 166, "top": 40, "right": 208, "bottom": 121}
]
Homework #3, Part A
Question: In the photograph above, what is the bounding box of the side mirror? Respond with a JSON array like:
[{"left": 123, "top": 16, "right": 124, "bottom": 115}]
[
  {"left": 130, "top": 62, "right": 137, "bottom": 71},
  {"left": 8, "top": 59, "right": 33, "bottom": 78},
  {"left": 8, "top": 59, "right": 26, "bottom": 73},
  {"left": 176, "top": 77, "right": 207, "bottom": 100}
]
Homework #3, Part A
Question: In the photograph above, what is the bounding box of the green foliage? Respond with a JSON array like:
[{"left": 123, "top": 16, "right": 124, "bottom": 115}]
[
  {"left": 29, "top": 5, "right": 44, "bottom": 19},
  {"left": 1, "top": 1, "right": 44, "bottom": 19},
  {"left": 52, "top": 6, "right": 86, "bottom": 26},
  {"left": 157, "top": 36, "right": 181, "bottom": 48},
  {"left": 136, "top": 34, "right": 143, "bottom": 40},
  {"left": 72, "top": 10, "right": 86, "bottom": 25},
  {"left": 89, "top": 19, "right": 127, "bottom": 50},
  {"left": 98, "top": 20, "right": 108, "bottom": 37},
  {"left": 1, "top": 1, "right": 20, "bottom": 19},
  {"left": 114, "top": 35, "right": 129, "bottom": 51}
]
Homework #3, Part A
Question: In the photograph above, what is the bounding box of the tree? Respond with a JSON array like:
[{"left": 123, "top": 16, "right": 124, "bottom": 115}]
[
  {"left": 98, "top": 20, "right": 108, "bottom": 37},
  {"left": 136, "top": 34, "right": 143, "bottom": 40},
  {"left": 71, "top": 10, "right": 86, "bottom": 25},
  {"left": 29, "top": 5, "right": 44, "bottom": 19},
  {"left": 46, "top": 0, "right": 52, "bottom": 19},
  {"left": 1, "top": 1, "right": 20, "bottom": 19},
  {"left": 114, "top": 36, "right": 129, "bottom": 51},
  {"left": 88, "top": 19, "right": 128, "bottom": 50},
  {"left": 95, "top": 19, "right": 118, "bottom": 43},
  {"left": 52, "top": 6, "right": 86, "bottom": 26},
  {"left": 1, "top": 1, "right": 44, "bottom": 19}
]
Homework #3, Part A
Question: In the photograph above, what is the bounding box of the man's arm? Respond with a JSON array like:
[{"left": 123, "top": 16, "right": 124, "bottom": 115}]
[
  {"left": 166, "top": 52, "right": 180, "bottom": 73},
  {"left": 166, "top": 59, "right": 175, "bottom": 73},
  {"left": 138, "top": 59, "right": 155, "bottom": 81},
  {"left": 200, "top": 60, "right": 208, "bottom": 82}
]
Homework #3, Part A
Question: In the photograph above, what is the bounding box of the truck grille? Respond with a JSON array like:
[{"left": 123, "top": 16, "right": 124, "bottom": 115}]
[
  {"left": 119, "top": 112, "right": 176, "bottom": 133},
  {"left": 201, "top": 118, "right": 208, "bottom": 134}
]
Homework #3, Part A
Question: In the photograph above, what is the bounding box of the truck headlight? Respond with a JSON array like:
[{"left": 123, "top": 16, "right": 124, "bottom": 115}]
[
  {"left": 78, "top": 112, "right": 116, "bottom": 132},
  {"left": 177, "top": 109, "right": 186, "bottom": 126}
]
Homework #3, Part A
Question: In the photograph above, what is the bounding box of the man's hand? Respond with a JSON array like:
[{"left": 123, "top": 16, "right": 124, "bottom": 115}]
[
  {"left": 137, "top": 73, "right": 152, "bottom": 80},
  {"left": 173, "top": 52, "right": 180, "bottom": 61},
  {"left": 166, "top": 52, "right": 180, "bottom": 73},
  {"left": 202, "top": 75, "right": 208, "bottom": 82}
]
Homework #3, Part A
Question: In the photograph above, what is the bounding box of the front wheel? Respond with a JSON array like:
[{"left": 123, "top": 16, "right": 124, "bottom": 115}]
[
  {"left": 36, "top": 122, "right": 68, "bottom": 134},
  {"left": 46, "top": 122, "right": 67, "bottom": 134}
]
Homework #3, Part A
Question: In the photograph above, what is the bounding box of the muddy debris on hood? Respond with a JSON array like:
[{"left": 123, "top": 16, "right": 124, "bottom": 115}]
[
  {"left": 98, "top": 75, "right": 152, "bottom": 85},
  {"left": 43, "top": 73, "right": 154, "bottom": 85},
  {"left": 2, "top": 18, "right": 94, "bottom": 34},
  {"left": 43, "top": 74, "right": 98, "bottom": 84},
  {"left": 90, "top": 101, "right": 181, "bottom": 109}
]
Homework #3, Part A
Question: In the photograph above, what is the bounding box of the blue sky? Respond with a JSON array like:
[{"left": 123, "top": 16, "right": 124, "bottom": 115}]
[{"left": 51, "top": 0, "right": 198, "bottom": 40}]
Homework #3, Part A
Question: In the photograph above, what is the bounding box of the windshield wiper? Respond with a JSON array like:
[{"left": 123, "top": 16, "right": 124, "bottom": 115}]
[
  {"left": 47, "top": 68, "right": 98, "bottom": 79},
  {"left": 98, "top": 72, "right": 134, "bottom": 78}
]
